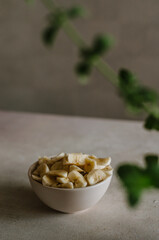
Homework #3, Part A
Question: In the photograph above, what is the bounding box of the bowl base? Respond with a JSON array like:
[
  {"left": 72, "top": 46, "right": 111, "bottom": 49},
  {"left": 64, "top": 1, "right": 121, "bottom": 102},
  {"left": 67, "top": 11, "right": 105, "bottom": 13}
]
[{"left": 52, "top": 207, "right": 90, "bottom": 214}]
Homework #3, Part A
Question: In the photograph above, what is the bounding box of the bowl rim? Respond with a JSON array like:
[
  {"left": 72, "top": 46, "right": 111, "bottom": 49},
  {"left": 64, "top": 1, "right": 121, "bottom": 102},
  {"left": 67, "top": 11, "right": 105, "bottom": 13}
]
[{"left": 28, "top": 160, "right": 113, "bottom": 191}]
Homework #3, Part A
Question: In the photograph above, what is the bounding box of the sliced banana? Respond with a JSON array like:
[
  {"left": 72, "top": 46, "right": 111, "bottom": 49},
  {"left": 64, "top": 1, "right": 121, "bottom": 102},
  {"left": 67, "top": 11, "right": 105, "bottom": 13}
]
[
  {"left": 87, "top": 169, "right": 107, "bottom": 185},
  {"left": 84, "top": 158, "right": 97, "bottom": 172},
  {"left": 62, "top": 164, "right": 70, "bottom": 172},
  {"left": 69, "top": 165, "right": 84, "bottom": 173},
  {"left": 63, "top": 153, "right": 88, "bottom": 166},
  {"left": 50, "top": 152, "right": 66, "bottom": 163},
  {"left": 56, "top": 177, "right": 69, "bottom": 184},
  {"left": 32, "top": 167, "right": 39, "bottom": 176},
  {"left": 96, "top": 157, "right": 111, "bottom": 169},
  {"left": 42, "top": 175, "right": 58, "bottom": 187},
  {"left": 102, "top": 165, "right": 113, "bottom": 175},
  {"left": 51, "top": 160, "right": 63, "bottom": 170},
  {"left": 68, "top": 170, "right": 87, "bottom": 188},
  {"left": 33, "top": 153, "right": 112, "bottom": 188},
  {"left": 89, "top": 154, "right": 97, "bottom": 159},
  {"left": 60, "top": 182, "right": 74, "bottom": 189},
  {"left": 84, "top": 173, "right": 88, "bottom": 181},
  {"left": 48, "top": 170, "right": 68, "bottom": 178},
  {"left": 38, "top": 156, "right": 51, "bottom": 165},
  {"left": 32, "top": 174, "right": 41, "bottom": 182},
  {"left": 34, "top": 163, "right": 49, "bottom": 177}
]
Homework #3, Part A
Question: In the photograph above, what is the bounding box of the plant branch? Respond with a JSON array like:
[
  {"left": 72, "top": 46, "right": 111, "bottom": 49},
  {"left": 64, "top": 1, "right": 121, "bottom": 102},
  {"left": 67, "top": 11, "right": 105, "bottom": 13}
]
[
  {"left": 41, "top": 0, "right": 159, "bottom": 130},
  {"left": 41, "top": 0, "right": 118, "bottom": 86}
]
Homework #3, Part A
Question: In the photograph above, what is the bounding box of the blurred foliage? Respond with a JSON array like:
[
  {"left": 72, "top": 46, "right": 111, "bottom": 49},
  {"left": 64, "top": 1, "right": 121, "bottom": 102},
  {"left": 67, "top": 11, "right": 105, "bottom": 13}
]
[
  {"left": 75, "top": 35, "right": 114, "bottom": 81},
  {"left": 42, "top": 6, "right": 87, "bottom": 46},
  {"left": 117, "top": 154, "right": 159, "bottom": 206},
  {"left": 26, "top": 0, "right": 159, "bottom": 207},
  {"left": 25, "top": 0, "right": 34, "bottom": 4},
  {"left": 118, "top": 69, "right": 159, "bottom": 113},
  {"left": 75, "top": 62, "right": 92, "bottom": 84},
  {"left": 42, "top": 10, "right": 66, "bottom": 45},
  {"left": 144, "top": 114, "right": 159, "bottom": 130},
  {"left": 41, "top": 1, "right": 159, "bottom": 132},
  {"left": 67, "top": 6, "right": 87, "bottom": 19}
]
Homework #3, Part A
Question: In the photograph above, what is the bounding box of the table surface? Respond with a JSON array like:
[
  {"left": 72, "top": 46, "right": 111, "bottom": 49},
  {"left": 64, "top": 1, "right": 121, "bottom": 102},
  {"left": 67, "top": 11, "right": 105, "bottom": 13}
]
[{"left": 0, "top": 111, "right": 159, "bottom": 240}]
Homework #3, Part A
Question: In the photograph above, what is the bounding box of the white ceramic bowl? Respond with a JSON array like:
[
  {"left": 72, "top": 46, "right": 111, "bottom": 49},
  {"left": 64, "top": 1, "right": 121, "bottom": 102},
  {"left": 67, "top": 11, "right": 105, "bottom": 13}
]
[{"left": 28, "top": 161, "right": 112, "bottom": 213}]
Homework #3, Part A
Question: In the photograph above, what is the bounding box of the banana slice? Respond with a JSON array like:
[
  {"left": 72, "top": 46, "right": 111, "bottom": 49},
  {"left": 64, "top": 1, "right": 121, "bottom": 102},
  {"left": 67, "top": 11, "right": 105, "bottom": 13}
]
[
  {"left": 60, "top": 182, "right": 74, "bottom": 189},
  {"left": 51, "top": 160, "right": 63, "bottom": 170},
  {"left": 38, "top": 156, "right": 51, "bottom": 165},
  {"left": 68, "top": 170, "right": 87, "bottom": 188},
  {"left": 48, "top": 170, "right": 68, "bottom": 178},
  {"left": 39, "top": 153, "right": 66, "bottom": 165},
  {"left": 50, "top": 152, "right": 66, "bottom": 163},
  {"left": 87, "top": 169, "right": 107, "bottom": 185},
  {"left": 69, "top": 165, "right": 84, "bottom": 173},
  {"left": 84, "top": 158, "right": 97, "bottom": 172},
  {"left": 102, "top": 165, "right": 113, "bottom": 175},
  {"left": 63, "top": 153, "right": 88, "bottom": 166},
  {"left": 56, "top": 177, "right": 69, "bottom": 184},
  {"left": 42, "top": 175, "right": 58, "bottom": 187},
  {"left": 84, "top": 173, "right": 88, "bottom": 181},
  {"left": 96, "top": 157, "right": 111, "bottom": 169},
  {"left": 89, "top": 154, "right": 97, "bottom": 159},
  {"left": 32, "top": 167, "right": 39, "bottom": 176},
  {"left": 32, "top": 174, "right": 42, "bottom": 182},
  {"left": 33, "top": 163, "right": 49, "bottom": 177},
  {"left": 62, "top": 164, "right": 70, "bottom": 172}
]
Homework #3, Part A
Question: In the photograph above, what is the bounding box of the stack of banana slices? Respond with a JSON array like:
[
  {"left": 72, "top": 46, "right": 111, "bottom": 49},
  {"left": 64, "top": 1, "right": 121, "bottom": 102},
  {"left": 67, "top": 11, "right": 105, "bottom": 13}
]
[{"left": 32, "top": 153, "right": 113, "bottom": 189}]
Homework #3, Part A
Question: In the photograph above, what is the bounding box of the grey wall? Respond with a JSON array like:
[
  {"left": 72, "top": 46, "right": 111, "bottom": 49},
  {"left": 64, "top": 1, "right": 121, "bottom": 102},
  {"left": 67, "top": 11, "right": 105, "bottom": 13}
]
[{"left": 0, "top": 0, "right": 159, "bottom": 119}]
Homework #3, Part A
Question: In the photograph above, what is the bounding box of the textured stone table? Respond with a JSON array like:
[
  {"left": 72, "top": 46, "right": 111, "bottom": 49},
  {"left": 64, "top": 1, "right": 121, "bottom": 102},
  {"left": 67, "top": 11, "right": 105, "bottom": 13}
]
[{"left": 0, "top": 111, "right": 159, "bottom": 240}]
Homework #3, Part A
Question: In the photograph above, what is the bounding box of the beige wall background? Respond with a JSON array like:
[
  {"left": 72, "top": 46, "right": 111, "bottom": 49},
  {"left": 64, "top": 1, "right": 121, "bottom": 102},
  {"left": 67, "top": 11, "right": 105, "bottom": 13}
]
[{"left": 0, "top": 0, "right": 159, "bottom": 120}]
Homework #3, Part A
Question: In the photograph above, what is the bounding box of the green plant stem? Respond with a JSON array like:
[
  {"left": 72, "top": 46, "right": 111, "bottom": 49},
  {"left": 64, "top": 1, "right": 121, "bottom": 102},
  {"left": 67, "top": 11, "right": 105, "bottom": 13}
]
[
  {"left": 41, "top": 0, "right": 118, "bottom": 86},
  {"left": 62, "top": 21, "right": 85, "bottom": 48},
  {"left": 95, "top": 59, "right": 118, "bottom": 86}
]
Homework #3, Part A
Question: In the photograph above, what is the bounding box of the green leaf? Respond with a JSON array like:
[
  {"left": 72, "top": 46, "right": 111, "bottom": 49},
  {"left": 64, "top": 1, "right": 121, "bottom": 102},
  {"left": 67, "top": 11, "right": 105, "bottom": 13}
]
[
  {"left": 42, "top": 10, "right": 68, "bottom": 46},
  {"left": 128, "top": 190, "right": 141, "bottom": 206},
  {"left": 118, "top": 69, "right": 159, "bottom": 113},
  {"left": 93, "top": 34, "right": 114, "bottom": 55},
  {"left": 137, "top": 86, "right": 158, "bottom": 104},
  {"left": 151, "top": 167, "right": 159, "bottom": 188},
  {"left": 75, "top": 62, "right": 92, "bottom": 76},
  {"left": 126, "top": 87, "right": 158, "bottom": 111},
  {"left": 75, "top": 62, "right": 92, "bottom": 85},
  {"left": 77, "top": 34, "right": 114, "bottom": 74},
  {"left": 119, "top": 69, "right": 137, "bottom": 91},
  {"left": 80, "top": 48, "right": 98, "bottom": 64},
  {"left": 67, "top": 6, "right": 87, "bottom": 19},
  {"left": 144, "top": 154, "right": 159, "bottom": 188},
  {"left": 145, "top": 154, "right": 158, "bottom": 169},
  {"left": 55, "top": 10, "right": 67, "bottom": 26},
  {"left": 144, "top": 114, "right": 159, "bottom": 131},
  {"left": 117, "top": 154, "right": 159, "bottom": 207},
  {"left": 117, "top": 164, "right": 151, "bottom": 206},
  {"left": 42, "top": 26, "right": 59, "bottom": 46},
  {"left": 117, "top": 165, "right": 151, "bottom": 190}
]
